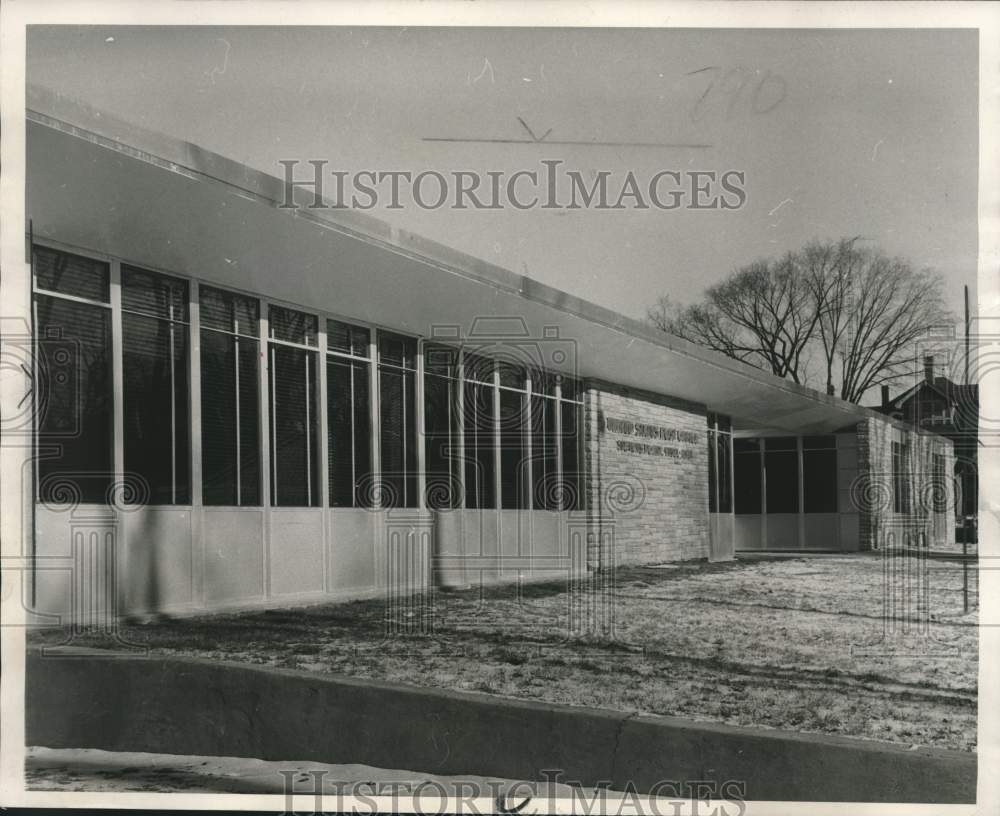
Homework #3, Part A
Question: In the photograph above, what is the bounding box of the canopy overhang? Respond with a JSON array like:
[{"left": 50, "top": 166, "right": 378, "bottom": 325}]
[{"left": 25, "top": 85, "right": 907, "bottom": 435}]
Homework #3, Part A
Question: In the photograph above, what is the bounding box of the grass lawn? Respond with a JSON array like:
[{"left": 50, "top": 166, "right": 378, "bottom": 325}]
[{"left": 29, "top": 553, "right": 978, "bottom": 752}]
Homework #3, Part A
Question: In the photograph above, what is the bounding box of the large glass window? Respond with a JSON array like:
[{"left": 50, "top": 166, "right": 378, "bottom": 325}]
[
  {"left": 327, "top": 319, "right": 372, "bottom": 507},
  {"left": 378, "top": 331, "right": 418, "bottom": 508},
  {"left": 802, "top": 435, "right": 837, "bottom": 513},
  {"left": 530, "top": 392, "right": 558, "bottom": 510},
  {"left": 122, "top": 266, "right": 191, "bottom": 505},
  {"left": 499, "top": 376, "right": 529, "bottom": 510},
  {"left": 35, "top": 245, "right": 110, "bottom": 302},
  {"left": 423, "top": 344, "right": 461, "bottom": 509},
  {"left": 464, "top": 371, "right": 496, "bottom": 510},
  {"left": 33, "top": 247, "right": 113, "bottom": 504},
  {"left": 707, "top": 413, "right": 733, "bottom": 513},
  {"left": 734, "top": 438, "right": 761, "bottom": 514},
  {"left": 268, "top": 306, "right": 319, "bottom": 507},
  {"left": 560, "top": 396, "right": 583, "bottom": 511},
  {"left": 764, "top": 437, "right": 799, "bottom": 513},
  {"left": 199, "top": 286, "right": 261, "bottom": 506}
]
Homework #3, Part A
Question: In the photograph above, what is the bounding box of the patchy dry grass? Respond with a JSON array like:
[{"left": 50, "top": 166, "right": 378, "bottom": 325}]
[{"left": 29, "top": 553, "right": 978, "bottom": 751}]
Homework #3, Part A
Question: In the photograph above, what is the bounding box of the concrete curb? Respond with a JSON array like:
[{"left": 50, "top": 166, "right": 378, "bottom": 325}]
[{"left": 26, "top": 649, "right": 976, "bottom": 803}]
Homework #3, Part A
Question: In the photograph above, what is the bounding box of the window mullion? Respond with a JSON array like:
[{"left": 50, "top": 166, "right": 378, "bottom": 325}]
[
  {"left": 493, "top": 365, "right": 502, "bottom": 510},
  {"left": 349, "top": 360, "right": 357, "bottom": 502},
  {"left": 110, "top": 262, "right": 125, "bottom": 497},
  {"left": 456, "top": 351, "right": 466, "bottom": 510},
  {"left": 270, "top": 345, "right": 278, "bottom": 505},
  {"left": 305, "top": 353, "right": 313, "bottom": 507},
  {"left": 416, "top": 343, "right": 427, "bottom": 510},
  {"left": 169, "top": 316, "right": 178, "bottom": 504},
  {"left": 317, "top": 323, "right": 330, "bottom": 510},
  {"left": 189, "top": 280, "right": 203, "bottom": 509},
  {"left": 234, "top": 333, "right": 242, "bottom": 505},
  {"left": 369, "top": 330, "right": 381, "bottom": 510},
  {"left": 32, "top": 288, "right": 111, "bottom": 310},
  {"left": 525, "top": 376, "right": 534, "bottom": 511},
  {"left": 554, "top": 381, "right": 564, "bottom": 509}
]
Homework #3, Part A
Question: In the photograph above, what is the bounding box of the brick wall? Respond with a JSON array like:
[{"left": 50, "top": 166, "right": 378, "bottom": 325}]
[
  {"left": 855, "top": 417, "right": 956, "bottom": 549},
  {"left": 583, "top": 380, "right": 710, "bottom": 567}
]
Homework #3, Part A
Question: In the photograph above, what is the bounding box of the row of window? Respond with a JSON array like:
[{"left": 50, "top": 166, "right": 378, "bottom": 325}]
[
  {"left": 33, "top": 246, "right": 584, "bottom": 511},
  {"left": 733, "top": 435, "right": 839, "bottom": 515}
]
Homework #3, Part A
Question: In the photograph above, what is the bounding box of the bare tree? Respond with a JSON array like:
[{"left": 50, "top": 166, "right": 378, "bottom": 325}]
[
  {"left": 832, "top": 251, "right": 950, "bottom": 403},
  {"left": 649, "top": 254, "right": 819, "bottom": 384},
  {"left": 649, "top": 239, "right": 952, "bottom": 404},
  {"left": 800, "top": 238, "right": 865, "bottom": 396},
  {"left": 646, "top": 294, "right": 680, "bottom": 334}
]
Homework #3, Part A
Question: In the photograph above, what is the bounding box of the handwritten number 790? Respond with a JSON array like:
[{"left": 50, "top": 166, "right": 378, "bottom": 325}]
[{"left": 687, "top": 66, "right": 787, "bottom": 122}]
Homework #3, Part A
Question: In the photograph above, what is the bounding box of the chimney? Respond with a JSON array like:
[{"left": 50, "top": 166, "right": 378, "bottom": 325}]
[
  {"left": 881, "top": 384, "right": 890, "bottom": 408},
  {"left": 924, "top": 355, "right": 935, "bottom": 384}
]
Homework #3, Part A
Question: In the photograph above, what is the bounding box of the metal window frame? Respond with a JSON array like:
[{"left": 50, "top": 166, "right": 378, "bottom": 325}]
[
  {"left": 267, "top": 320, "right": 321, "bottom": 508},
  {"left": 325, "top": 317, "right": 372, "bottom": 361},
  {"left": 324, "top": 351, "right": 373, "bottom": 508},
  {"left": 28, "top": 237, "right": 589, "bottom": 521},
  {"left": 420, "top": 347, "right": 463, "bottom": 511},
  {"left": 120, "top": 264, "right": 193, "bottom": 506},
  {"left": 30, "top": 242, "right": 116, "bottom": 508}
]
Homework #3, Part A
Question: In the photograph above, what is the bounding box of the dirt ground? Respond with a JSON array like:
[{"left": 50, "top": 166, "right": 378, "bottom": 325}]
[{"left": 29, "top": 553, "right": 978, "bottom": 752}]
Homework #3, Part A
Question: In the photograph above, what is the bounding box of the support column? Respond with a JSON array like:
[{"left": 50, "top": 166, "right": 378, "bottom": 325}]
[
  {"left": 109, "top": 260, "right": 127, "bottom": 612},
  {"left": 188, "top": 280, "right": 204, "bottom": 605},
  {"left": 259, "top": 307, "right": 272, "bottom": 600}
]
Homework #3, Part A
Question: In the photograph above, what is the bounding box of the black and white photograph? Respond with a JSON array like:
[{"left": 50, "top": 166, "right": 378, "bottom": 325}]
[{"left": 0, "top": 2, "right": 997, "bottom": 813}]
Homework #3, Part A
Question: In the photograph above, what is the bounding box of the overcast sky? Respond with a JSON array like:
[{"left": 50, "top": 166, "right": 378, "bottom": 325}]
[{"left": 27, "top": 26, "right": 978, "bottom": 320}]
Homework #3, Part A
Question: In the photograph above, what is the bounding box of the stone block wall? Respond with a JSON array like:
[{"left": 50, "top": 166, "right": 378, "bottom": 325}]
[
  {"left": 583, "top": 380, "right": 710, "bottom": 568},
  {"left": 855, "top": 416, "right": 956, "bottom": 549}
]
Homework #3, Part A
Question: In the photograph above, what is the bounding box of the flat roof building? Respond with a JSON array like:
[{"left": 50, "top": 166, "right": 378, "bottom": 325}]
[{"left": 22, "top": 86, "right": 957, "bottom": 620}]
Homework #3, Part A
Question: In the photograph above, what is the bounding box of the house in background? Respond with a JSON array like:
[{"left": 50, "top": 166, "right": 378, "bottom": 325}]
[{"left": 876, "top": 355, "right": 979, "bottom": 543}]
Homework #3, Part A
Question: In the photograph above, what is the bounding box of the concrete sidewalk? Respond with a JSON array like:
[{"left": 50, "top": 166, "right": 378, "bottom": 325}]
[
  {"left": 26, "top": 746, "right": 578, "bottom": 796},
  {"left": 27, "top": 650, "right": 977, "bottom": 803}
]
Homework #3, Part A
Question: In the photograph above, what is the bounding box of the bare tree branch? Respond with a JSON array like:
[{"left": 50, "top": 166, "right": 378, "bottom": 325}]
[{"left": 647, "top": 239, "right": 953, "bottom": 404}]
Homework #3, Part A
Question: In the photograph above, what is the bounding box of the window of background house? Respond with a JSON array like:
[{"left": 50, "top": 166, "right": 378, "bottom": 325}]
[
  {"left": 932, "top": 452, "right": 947, "bottom": 514},
  {"left": 892, "top": 439, "right": 911, "bottom": 514}
]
